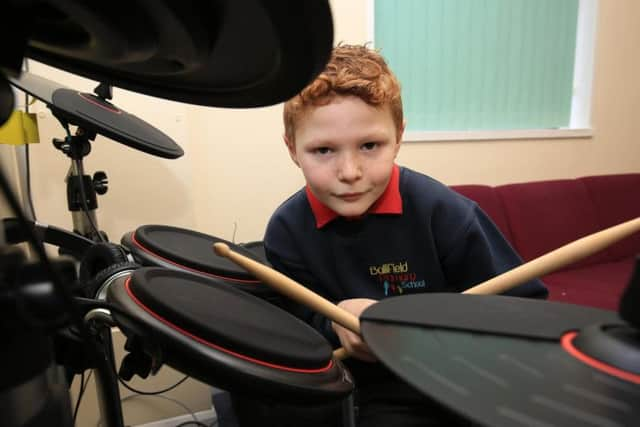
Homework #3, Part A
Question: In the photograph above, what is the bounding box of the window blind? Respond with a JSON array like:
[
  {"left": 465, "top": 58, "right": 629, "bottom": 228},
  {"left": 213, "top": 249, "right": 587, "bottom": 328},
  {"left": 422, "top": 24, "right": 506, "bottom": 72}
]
[{"left": 374, "top": 0, "right": 580, "bottom": 131}]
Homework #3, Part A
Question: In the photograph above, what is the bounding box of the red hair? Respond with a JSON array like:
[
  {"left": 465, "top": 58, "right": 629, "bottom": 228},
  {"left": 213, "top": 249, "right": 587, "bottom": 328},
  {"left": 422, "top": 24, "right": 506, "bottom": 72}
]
[{"left": 283, "top": 44, "right": 403, "bottom": 142}]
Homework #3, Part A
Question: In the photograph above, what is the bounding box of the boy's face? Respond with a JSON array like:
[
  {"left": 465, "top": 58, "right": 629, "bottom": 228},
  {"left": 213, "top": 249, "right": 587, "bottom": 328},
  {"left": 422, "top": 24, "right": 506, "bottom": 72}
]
[{"left": 286, "top": 95, "right": 403, "bottom": 218}]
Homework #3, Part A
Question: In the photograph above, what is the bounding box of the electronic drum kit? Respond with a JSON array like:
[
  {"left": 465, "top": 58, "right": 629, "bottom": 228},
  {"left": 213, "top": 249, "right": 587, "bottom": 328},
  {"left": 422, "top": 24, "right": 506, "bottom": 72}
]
[{"left": 3, "top": 1, "right": 640, "bottom": 426}]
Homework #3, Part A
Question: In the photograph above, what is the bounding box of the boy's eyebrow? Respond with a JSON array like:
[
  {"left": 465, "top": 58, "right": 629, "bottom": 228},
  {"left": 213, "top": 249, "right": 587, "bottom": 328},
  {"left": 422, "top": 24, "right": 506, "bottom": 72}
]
[
  {"left": 305, "top": 137, "right": 334, "bottom": 146},
  {"left": 304, "top": 128, "right": 393, "bottom": 146},
  {"left": 362, "top": 131, "right": 390, "bottom": 139},
  {"left": 358, "top": 129, "right": 394, "bottom": 141}
]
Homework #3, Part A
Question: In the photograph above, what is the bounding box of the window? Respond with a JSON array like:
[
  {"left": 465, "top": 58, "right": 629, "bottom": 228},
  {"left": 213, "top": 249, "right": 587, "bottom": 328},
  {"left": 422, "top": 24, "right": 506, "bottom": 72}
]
[{"left": 371, "top": 0, "right": 597, "bottom": 141}]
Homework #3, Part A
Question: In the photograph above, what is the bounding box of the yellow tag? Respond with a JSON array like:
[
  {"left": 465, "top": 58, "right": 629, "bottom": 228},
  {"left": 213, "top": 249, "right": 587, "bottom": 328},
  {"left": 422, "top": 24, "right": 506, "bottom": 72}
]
[{"left": 0, "top": 111, "right": 40, "bottom": 145}]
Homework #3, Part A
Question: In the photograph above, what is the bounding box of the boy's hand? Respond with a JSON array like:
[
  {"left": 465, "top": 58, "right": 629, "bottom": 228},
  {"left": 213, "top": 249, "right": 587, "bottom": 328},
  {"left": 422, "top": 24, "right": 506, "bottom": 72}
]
[{"left": 332, "top": 298, "right": 378, "bottom": 362}]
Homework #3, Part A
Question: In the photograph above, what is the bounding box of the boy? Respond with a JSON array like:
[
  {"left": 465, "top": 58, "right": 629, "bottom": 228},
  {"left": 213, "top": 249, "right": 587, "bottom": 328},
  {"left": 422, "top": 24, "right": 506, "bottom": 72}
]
[{"left": 264, "top": 44, "right": 547, "bottom": 426}]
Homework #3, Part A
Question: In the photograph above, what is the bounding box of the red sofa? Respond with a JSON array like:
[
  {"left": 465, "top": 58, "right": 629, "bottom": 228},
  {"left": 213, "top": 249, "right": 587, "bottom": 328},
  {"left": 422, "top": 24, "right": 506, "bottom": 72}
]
[{"left": 451, "top": 173, "right": 640, "bottom": 311}]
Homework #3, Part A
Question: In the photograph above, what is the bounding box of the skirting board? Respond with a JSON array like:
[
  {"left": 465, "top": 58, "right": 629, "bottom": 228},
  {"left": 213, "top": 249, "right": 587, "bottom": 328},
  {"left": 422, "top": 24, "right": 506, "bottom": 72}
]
[{"left": 135, "top": 409, "right": 216, "bottom": 427}]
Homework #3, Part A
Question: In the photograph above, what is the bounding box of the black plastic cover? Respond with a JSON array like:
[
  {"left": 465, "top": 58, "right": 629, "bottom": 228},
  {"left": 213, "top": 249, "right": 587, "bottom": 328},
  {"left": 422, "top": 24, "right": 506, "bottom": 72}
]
[{"left": 23, "top": 0, "right": 334, "bottom": 108}]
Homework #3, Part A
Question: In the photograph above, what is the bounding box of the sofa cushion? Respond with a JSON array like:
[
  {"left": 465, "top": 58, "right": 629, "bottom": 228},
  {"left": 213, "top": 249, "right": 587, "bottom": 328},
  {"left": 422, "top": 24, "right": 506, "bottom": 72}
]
[
  {"left": 496, "top": 179, "right": 609, "bottom": 268},
  {"left": 451, "top": 185, "right": 513, "bottom": 243},
  {"left": 542, "top": 257, "right": 635, "bottom": 311},
  {"left": 581, "top": 174, "right": 640, "bottom": 262}
]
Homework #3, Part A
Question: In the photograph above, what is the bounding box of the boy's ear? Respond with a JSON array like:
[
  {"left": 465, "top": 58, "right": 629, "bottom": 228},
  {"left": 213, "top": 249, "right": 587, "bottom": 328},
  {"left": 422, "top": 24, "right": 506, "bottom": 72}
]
[
  {"left": 393, "top": 121, "right": 406, "bottom": 156},
  {"left": 284, "top": 135, "right": 300, "bottom": 167},
  {"left": 398, "top": 120, "right": 406, "bottom": 142}
]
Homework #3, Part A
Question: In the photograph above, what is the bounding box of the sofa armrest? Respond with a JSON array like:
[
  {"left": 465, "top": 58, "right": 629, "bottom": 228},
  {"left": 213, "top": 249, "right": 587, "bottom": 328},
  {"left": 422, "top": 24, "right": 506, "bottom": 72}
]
[{"left": 451, "top": 184, "right": 513, "bottom": 244}]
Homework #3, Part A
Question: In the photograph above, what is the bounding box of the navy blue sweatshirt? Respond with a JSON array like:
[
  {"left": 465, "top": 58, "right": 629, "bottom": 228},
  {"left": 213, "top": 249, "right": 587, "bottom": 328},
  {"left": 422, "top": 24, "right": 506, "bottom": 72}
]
[{"left": 264, "top": 166, "right": 547, "bottom": 381}]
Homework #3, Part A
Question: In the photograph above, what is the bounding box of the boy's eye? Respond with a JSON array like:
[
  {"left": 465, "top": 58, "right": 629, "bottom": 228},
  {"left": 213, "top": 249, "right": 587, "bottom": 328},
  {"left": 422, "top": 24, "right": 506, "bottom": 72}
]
[
  {"left": 314, "top": 147, "right": 332, "bottom": 155},
  {"left": 361, "top": 142, "right": 378, "bottom": 151}
]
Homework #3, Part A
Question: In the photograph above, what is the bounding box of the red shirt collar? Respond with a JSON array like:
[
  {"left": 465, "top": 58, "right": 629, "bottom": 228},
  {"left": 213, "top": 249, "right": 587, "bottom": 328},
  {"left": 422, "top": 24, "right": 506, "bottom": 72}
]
[{"left": 306, "top": 164, "right": 402, "bottom": 228}]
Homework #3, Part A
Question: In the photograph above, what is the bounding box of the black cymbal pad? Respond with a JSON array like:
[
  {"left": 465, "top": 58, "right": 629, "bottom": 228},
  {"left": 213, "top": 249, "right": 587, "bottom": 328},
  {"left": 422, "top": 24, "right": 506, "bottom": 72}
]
[{"left": 361, "top": 294, "right": 639, "bottom": 427}]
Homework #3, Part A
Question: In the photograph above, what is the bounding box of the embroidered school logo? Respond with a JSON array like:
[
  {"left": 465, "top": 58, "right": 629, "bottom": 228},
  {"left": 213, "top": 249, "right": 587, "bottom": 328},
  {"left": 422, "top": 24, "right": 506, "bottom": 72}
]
[
  {"left": 369, "top": 261, "right": 408, "bottom": 275},
  {"left": 369, "top": 261, "right": 426, "bottom": 296}
]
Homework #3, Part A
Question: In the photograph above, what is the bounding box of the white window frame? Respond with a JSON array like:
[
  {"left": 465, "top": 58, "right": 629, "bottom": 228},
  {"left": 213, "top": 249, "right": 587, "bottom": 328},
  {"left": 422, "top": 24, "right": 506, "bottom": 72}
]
[{"left": 367, "top": 0, "right": 598, "bottom": 142}]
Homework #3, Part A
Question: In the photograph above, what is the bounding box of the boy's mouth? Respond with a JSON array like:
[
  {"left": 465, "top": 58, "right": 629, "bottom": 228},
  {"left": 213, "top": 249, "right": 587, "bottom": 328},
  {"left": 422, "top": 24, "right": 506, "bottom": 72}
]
[{"left": 337, "top": 192, "right": 365, "bottom": 202}]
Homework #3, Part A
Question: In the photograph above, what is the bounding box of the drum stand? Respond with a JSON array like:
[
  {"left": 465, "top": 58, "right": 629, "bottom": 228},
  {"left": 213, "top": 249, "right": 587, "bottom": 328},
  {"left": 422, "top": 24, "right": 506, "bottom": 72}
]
[
  {"left": 5, "top": 87, "right": 355, "bottom": 427},
  {"left": 49, "top": 110, "right": 131, "bottom": 427},
  {"left": 0, "top": 236, "right": 126, "bottom": 427},
  {"left": 342, "top": 393, "right": 356, "bottom": 427},
  {"left": 1, "top": 97, "right": 130, "bottom": 426},
  {"left": 51, "top": 107, "right": 110, "bottom": 243},
  {"left": 83, "top": 309, "right": 126, "bottom": 427},
  {"left": 3, "top": 92, "right": 114, "bottom": 255}
]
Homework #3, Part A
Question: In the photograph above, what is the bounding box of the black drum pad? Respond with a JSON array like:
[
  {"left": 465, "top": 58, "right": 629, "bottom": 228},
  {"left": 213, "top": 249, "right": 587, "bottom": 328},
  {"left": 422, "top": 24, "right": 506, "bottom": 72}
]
[
  {"left": 108, "top": 268, "right": 352, "bottom": 402},
  {"left": 123, "top": 225, "right": 263, "bottom": 281},
  {"left": 129, "top": 268, "right": 327, "bottom": 368}
]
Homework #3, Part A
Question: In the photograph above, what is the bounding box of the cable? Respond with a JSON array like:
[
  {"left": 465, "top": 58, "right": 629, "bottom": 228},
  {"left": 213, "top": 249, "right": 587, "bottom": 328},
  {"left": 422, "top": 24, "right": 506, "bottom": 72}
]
[
  {"left": 23, "top": 144, "right": 37, "bottom": 220},
  {"left": 81, "top": 302, "right": 193, "bottom": 396},
  {"left": 76, "top": 293, "right": 211, "bottom": 423},
  {"left": 117, "top": 371, "right": 190, "bottom": 396},
  {"left": 96, "top": 393, "right": 202, "bottom": 427},
  {"left": 75, "top": 302, "right": 193, "bottom": 396},
  {"left": 175, "top": 421, "right": 210, "bottom": 427},
  {"left": 72, "top": 371, "right": 84, "bottom": 424},
  {"left": 72, "top": 372, "right": 85, "bottom": 423},
  {"left": 81, "top": 296, "right": 198, "bottom": 427},
  {"left": 124, "top": 393, "right": 198, "bottom": 420},
  {"left": 22, "top": 63, "right": 37, "bottom": 220},
  {"left": 72, "top": 370, "right": 93, "bottom": 425},
  {"left": 74, "top": 297, "right": 191, "bottom": 395}
]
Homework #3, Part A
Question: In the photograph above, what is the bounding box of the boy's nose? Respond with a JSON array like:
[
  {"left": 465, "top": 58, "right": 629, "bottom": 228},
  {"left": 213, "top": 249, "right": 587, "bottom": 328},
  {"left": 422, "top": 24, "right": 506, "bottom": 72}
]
[{"left": 337, "top": 153, "right": 362, "bottom": 182}]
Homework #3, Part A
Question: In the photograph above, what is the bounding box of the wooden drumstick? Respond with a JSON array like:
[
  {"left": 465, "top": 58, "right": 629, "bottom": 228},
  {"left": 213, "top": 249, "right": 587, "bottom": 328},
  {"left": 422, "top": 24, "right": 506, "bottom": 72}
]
[
  {"left": 215, "top": 216, "right": 640, "bottom": 359},
  {"left": 213, "top": 242, "right": 360, "bottom": 335},
  {"left": 464, "top": 216, "right": 640, "bottom": 295},
  {"left": 332, "top": 347, "right": 349, "bottom": 360},
  {"left": 213, "top": 243, "right": 358, "bottom": 360}
]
